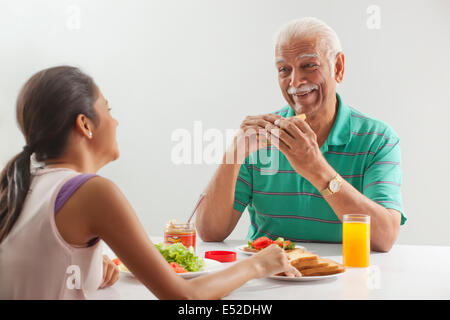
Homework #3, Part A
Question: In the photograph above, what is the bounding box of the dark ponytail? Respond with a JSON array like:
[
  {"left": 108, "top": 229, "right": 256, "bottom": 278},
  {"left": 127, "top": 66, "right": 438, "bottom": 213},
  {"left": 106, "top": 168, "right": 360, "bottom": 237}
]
[
  {"left": 0, "top": 66, "right": 99, "bottom": 243},
  {"left": 0, "top": 148, "right": 33, "bottom": 242}
]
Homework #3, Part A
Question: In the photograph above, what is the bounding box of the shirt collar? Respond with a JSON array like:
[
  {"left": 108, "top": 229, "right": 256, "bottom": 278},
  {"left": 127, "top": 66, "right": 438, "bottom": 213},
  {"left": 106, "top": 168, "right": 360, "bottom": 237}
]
[
  {"left": 285, "top": 92, "right": 351, "bottom": 147},
  {"left": 326, "top": 92, "right": 352, "bottom": 146}
]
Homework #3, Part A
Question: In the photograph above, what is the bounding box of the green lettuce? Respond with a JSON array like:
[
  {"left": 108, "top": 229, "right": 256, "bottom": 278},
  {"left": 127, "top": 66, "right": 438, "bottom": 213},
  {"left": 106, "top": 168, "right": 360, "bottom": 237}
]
[
  {"left": 155, "top": 243, "right": 205, "bottom": 272},
  {"left": 285, "top": 241, "right": 295, "bottom": 250},
  {"left": 274, "top": 237, "right": 295, "bottom": 250}
]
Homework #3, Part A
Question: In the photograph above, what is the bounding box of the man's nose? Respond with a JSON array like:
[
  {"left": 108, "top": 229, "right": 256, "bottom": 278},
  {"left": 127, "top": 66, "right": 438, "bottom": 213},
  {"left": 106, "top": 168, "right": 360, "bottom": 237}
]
[{"left": 289, "top": 69, "right": 307, "bottom": 88}]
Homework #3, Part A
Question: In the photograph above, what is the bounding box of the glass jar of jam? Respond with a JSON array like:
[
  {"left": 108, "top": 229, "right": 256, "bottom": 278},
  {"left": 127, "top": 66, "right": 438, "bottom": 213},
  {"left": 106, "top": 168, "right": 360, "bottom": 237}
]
[{"left": 164, "top": 220, "right": 196, "bottom": 250}]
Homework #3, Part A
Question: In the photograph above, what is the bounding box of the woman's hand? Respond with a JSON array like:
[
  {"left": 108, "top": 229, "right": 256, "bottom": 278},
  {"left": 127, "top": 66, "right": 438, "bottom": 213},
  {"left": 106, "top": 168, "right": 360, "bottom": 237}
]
[
  {"left": 99, "top": 255, "right": 120, "bottom": 289},
  {"left": 250, "top": 244, "right": 301, "bottom": 278}
]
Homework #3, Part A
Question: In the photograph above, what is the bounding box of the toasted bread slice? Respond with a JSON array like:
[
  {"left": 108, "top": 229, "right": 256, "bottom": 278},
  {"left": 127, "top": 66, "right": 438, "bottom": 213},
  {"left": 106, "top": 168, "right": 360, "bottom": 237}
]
[
  {"left": 302, "top": 265, "right": 346, "bottom": 276},
  {"left": 291, "top": 113, "right": 306, "bottom": 120},
  {"left": 242, "top": 246, "right": 259, "bottom": 253},
  {"left": 259, "top": 113, "right": 306, "bottom": 146},
  {"left": 287, "top": 249, "right": 320, "bottom": 271},
  {"left": 292, "top": 258, "right": 329, "bottom": 271},
  {"left": 286, "top": 248, "right": 306, "bottom": 257},
  {"left": 300, "top": 264, "right": 339, "bottom": 276},
  {"left": 286, "top": 249, "right": 317, "bottom": 261},
  {"left": 321, "top": 258, "right": 343, "bottom": 266},
  {"left": 300, "top": 258, "right": 345, "bottom": 276}
]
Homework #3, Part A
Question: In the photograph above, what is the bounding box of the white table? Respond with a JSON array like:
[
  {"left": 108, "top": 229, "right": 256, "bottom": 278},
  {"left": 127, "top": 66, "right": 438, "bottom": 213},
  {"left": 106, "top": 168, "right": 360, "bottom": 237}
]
[{"left": 94, "top": 237, "right": 450, "bottom": 300}]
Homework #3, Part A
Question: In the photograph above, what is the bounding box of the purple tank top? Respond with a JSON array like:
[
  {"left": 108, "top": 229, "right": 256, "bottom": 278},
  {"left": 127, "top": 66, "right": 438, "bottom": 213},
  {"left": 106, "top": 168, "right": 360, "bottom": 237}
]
[
  {"left": 54, "top": 173, "right": 99, "bottom": 247},
  {"left": 54, "top": 173, "right": 98, "bottom": 213}
]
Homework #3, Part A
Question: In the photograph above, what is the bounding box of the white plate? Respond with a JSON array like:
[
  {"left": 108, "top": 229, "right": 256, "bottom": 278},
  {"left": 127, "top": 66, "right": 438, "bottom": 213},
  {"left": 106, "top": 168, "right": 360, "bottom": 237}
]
[
  {"left": 119, "top": 258, "right": 223, "bottom": 279},
  {"left": 180, "top": 259, "right": 223, "bottom": 279},
  {"left": 235, "top": 244, "right": 306, "bottom": 256},
  {"left": 268, "top": 271, "right": 345, "bottom": 282}
]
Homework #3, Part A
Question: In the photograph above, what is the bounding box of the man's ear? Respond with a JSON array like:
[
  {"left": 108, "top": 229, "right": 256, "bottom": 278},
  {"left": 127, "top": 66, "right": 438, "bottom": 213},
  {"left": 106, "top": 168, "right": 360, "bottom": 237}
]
[{"left": 334, "top": 52, "right": 345, "bottom": 83}]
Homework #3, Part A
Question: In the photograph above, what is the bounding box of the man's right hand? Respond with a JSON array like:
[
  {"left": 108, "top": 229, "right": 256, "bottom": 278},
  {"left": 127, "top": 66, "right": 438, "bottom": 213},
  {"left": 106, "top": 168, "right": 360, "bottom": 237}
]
[
  {"left": 227, "top": 114, "right": 282, "bottom": 164},
  {"left": 197, "top": 113, "right": 283, "bottom": 242}
]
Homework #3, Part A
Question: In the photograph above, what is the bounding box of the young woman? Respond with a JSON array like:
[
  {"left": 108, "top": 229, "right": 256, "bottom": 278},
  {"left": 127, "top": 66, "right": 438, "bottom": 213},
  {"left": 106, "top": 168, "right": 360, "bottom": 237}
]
[{"left": 0, "top": 66, "right": 300, "bottom": 300}]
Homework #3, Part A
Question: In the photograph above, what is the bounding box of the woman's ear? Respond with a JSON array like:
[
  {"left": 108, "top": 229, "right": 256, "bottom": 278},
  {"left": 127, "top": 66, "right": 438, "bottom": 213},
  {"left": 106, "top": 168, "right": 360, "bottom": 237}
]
[
  {"left": 334, "top": 52, "right": 345, "bottom": 83},
  {"left": 75, "top": 114, "right": 93, "bottom": 139}
]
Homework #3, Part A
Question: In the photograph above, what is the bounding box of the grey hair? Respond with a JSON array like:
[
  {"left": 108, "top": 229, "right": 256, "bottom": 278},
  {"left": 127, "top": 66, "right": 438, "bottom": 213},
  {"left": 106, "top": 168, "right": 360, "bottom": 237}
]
[{"left": 273, "top": 17, "right": 342, "bottom": 70}]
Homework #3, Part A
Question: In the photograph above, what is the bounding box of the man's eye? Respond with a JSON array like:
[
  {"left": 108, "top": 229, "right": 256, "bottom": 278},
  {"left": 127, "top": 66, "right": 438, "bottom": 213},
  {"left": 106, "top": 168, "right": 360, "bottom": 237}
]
[
  {"left": 303, "top": 63, "right": 318, "bottom": 69},
  {"left": 279, "top": 67, "right": 289, "bottom": 73}
]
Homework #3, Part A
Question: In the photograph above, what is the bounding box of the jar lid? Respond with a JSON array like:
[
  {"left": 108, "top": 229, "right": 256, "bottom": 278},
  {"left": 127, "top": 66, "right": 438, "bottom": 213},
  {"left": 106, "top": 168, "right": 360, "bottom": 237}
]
[{"left": 204, "top": 251, "right": 236, "bottom": 263}]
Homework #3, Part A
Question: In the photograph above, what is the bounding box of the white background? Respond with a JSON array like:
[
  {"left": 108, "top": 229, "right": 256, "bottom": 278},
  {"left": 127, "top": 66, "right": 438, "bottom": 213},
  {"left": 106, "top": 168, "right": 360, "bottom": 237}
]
[{"left": 1, "top": 0, "right": 449, "bottom": 246}]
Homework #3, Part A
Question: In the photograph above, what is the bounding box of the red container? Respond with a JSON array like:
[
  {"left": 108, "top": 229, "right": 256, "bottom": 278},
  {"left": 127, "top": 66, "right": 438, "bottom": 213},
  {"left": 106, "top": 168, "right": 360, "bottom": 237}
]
[{"left": 205, "top": 251, "right": 236, "bottom": 263}]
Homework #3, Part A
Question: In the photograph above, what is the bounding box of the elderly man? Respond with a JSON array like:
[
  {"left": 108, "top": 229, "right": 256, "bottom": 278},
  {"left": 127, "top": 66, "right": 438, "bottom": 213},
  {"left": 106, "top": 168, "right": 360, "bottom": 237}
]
[{"left": 196, "top": 17, "right": 406, "bottom": 252}]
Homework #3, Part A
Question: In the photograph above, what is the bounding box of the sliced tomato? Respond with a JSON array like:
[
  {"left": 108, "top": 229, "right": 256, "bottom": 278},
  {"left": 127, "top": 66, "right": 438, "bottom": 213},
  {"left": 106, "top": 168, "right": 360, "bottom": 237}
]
[
  {"left": 251, "top": 236, "right": 274, "bottom": 250},
  {"left": 274, "top": 240, "right": 284, "bottom": 248},
  {"left": 112, "top": 258, "right": 121, "bottom": 266},
  {"left": 170, "top": 262, "right": 187, "bottom": 273},
  {"left": 284, "top": 240, "right": 295, "bottom": 250}
]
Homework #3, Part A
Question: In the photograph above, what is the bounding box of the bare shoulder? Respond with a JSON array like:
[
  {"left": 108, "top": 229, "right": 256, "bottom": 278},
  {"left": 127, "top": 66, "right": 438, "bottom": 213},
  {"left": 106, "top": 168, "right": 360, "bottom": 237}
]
[
  {"left": 54, "top": 176, "right": 134, "bottom": 246},
  {"left": 74, "top": 176, "right": 130, "bottom": 206},
  {"left": 75, "top": 176, "right": 147, "bottom": 251},
  {"left": 73, "top": 176, "right": 135, "bottom": 226},
  {"left": 80, "top": 176, "right": 120, "bottom": 195}
]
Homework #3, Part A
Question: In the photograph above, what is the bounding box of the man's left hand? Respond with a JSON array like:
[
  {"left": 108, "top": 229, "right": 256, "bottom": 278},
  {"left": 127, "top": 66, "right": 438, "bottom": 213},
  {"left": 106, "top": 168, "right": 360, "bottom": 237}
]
[{"left": 264, "top": 117, "right": 332, "bottom": 183}]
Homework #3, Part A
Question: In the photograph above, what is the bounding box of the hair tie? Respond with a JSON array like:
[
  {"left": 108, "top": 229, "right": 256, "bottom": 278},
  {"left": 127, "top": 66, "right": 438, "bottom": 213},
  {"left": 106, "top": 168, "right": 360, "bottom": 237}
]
[{"left": 22, "top": 145, "right": 33, "bottom": 154}]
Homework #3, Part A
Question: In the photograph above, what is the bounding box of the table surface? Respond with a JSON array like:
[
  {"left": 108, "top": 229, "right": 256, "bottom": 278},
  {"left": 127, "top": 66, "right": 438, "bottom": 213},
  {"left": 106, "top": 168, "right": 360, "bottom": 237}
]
[{"left": 93, "top": 237, "right": 450, "bottom": 300}]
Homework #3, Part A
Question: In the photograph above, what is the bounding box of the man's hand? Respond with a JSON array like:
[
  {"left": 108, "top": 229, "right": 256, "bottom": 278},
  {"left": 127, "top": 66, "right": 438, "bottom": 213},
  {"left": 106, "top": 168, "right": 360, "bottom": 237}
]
[
  {"left": 264, "top": 117, "right": 332, "bottom": 182},
  {"left": 228, "top": 114, "right": 282, "bottom": 164},
  {"left": 198, "top": 113, "right": 283, "bottom": 242},
  {"left": 264, "top": 117, "right": 402, "bottom": 252}
]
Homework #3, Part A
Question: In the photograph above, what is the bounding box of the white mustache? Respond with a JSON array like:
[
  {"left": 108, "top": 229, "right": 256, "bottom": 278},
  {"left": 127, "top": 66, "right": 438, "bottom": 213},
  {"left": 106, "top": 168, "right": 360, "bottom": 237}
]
[{"left": 287, "top": 84, "right": 319, "bottom": 95}]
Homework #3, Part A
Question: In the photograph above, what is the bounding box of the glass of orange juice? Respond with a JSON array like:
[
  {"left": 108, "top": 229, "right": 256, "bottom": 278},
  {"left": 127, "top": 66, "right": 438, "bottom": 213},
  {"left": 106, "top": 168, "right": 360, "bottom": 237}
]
[{"left": 343, "top": 214, "right": 370, "bottom": 267}]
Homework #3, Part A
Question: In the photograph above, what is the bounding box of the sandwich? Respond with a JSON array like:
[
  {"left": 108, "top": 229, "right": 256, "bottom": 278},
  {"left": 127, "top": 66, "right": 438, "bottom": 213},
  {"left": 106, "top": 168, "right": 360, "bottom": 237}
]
[
  {"left": 259, "top": 113, "right": 307, "bottom": 146},
  {"left": 299, "top": 259, "right": 345, "bottom": 276},
  {"left": 286, "top": 249, "right": 346, "bottom": 277},
  {"left": 291, "top": 113, "right": 307, "bottom": 121}
]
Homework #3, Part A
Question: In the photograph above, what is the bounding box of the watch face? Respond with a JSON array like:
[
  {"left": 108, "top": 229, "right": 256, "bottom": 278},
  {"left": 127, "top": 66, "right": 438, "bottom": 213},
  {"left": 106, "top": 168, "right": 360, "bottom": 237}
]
[{"left": 330, "top": 180, "right": 340, "bottom": 192}]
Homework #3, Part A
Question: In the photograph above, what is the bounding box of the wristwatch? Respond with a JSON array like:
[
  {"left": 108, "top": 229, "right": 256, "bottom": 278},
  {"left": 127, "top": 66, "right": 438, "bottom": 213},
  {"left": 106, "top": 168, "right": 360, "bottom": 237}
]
[{"left": 320, "top": 174, "right": 343, "bottom": 197}]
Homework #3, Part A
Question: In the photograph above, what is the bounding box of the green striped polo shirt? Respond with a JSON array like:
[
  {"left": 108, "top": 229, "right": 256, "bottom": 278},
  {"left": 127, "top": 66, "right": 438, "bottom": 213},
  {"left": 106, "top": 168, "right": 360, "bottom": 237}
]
[{"left": 233, "top": 93, "right": 406, "bottom": 243}]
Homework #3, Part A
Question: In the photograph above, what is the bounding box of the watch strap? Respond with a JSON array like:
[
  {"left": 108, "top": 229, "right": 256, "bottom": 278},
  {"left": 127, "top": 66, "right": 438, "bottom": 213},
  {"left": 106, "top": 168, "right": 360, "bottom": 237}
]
[
  {"left": 320, "top": 186, "right": 334, "bottom": 197},
  {"left": 320, "top": 174, "right": 342, "bottom": 197}
]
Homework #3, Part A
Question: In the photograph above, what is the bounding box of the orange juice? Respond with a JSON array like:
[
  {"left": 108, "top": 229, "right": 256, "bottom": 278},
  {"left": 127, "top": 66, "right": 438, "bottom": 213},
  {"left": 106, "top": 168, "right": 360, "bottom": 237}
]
[{"left": 343, "top": 215, "right": 370, "bottom": 267}]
